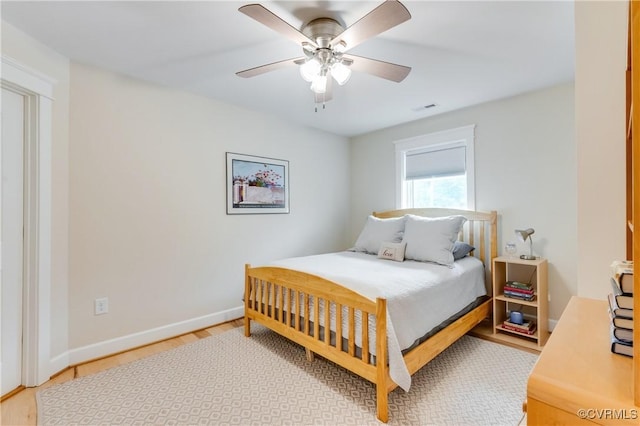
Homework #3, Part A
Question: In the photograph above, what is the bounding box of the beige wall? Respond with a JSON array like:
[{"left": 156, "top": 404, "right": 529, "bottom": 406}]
[
  {"left": 350, "top": 83, "right": 576, "bottom": 322},
  {"left": 351, "top": 1, "right": 628, "bottom": 319},
  {"left": 348, "top": 0, "right": 630, "bottom": 322},
  {"left": 1, "top": 22, "right": 70, "bottom": 360},
  {"left": 67, "top": 63, "right": 350, "bottom": 349},
  {"left": 2, "top": 21, "right": 350, "bottom": 366},
  {"left": 575, "top": 0, "right": 628, "bottom": 299}
]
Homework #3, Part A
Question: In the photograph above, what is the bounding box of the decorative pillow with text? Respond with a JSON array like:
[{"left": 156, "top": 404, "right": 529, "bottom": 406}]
[{"left": 377, "top": 241, "right": 407, "bottom": 262}]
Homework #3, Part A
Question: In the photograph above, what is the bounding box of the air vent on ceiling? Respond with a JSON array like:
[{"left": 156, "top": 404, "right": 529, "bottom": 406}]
[{"left": 412, "top": 104, "right": 437, "bottom": 112}]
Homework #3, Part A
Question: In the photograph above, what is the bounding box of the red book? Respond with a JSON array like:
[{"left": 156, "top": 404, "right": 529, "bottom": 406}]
[
  {"left": 503, "top": 285, "right": 534, "bottom": 295},
  {"left": 502, "top": 323, "right": 537, "bottom": 335}
]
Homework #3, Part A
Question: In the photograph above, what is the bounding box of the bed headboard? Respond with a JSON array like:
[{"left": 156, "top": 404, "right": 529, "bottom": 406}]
[{"left": 373, "top": 208, "right": 498, "bottom": 293}]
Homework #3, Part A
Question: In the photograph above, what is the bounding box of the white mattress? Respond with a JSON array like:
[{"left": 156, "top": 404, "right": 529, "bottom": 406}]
[{"left": 269, "top": 251, "right": 486, "bottom": 391}]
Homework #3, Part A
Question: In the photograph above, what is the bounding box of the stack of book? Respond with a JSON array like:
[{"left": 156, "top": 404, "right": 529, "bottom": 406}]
[
  {"left": 503, "top": 280, "right": 536, "bottom": 302},
  {"left": 502, "top": 318, "right": 537, "bottom": 335},
  {"left": 608, "top": 260, "right": 634, "bottom": 357}
]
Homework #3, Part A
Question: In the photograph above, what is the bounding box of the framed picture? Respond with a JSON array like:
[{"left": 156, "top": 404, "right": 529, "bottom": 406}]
[{"left": 226, "top": 152, "right": 289, "bottom": 214}]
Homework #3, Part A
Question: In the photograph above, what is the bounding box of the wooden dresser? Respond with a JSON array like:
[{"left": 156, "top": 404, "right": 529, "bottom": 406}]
[{"left": 526, "top": 297, "right": 637, "bottom": 425}]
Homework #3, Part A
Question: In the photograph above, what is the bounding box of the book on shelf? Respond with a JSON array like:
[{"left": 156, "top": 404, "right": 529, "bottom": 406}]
[
  {"left": 503, "top": 290, "right": 535, "bottom": 301},
  {"left": 610, "top": 260, "right": 633, "bottom": 295},
  {"left": 610, "top": 277, "right": 634, "bottom": 310},
  {"left": 502, "top": 319, "right": 536, "bottom": 333},
  {"left": 607, "top": 293, "right": 633, "bottom": 320},
  {"left": 611, "top": 339, "right": 633, "bottom": 357},
  {"left": 609, "top": 307, "right": 634, "bottom": 330},
  {"left": 506, "top": 280, "right": 532, "bottom": 291},
  {"left": 613, "top": 326, "right": 633, "bottom": 343},
  {"left": 503, "top": 285, "right": 534, "bottom": 295},
  {"left": 610, "top": 259, "right": 633, "bottom": 270},
  {"left": 502, "top": 324, "right": 536, "bottom": 336},
  {"left": 610, "top": 327, "right": 634, "bottom": 357},
  {"left": 504, "top": 319, "right": 533, "bottom": 329}
]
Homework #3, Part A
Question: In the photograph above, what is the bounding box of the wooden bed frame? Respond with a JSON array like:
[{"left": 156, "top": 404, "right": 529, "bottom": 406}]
[{"left": 244, "top": 208, "right": 497, "bottom": 422}]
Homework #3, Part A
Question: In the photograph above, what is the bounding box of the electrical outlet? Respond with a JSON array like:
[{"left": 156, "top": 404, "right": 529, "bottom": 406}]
[{"left": 95, "top": 297, "right": 109, "bottom": 315}]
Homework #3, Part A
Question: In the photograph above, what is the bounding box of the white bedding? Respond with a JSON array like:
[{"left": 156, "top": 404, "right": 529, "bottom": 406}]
[{"left": 269, "top": 251, "right": 486, "bottom": 391}]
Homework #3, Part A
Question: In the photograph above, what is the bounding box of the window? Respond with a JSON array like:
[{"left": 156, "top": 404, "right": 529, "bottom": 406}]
[{"left": 394, "top": 125, "right": 475, "bottom": 210}]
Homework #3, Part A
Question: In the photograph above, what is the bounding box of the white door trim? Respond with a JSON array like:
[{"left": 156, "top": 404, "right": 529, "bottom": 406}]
[{"left": 2, "top": 55, "right": 55, "bottom": 386}]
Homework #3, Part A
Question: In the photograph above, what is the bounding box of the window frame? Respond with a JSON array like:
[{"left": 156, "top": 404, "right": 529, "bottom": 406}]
[{"left": 394, "top": 124, "right": 476, "bottom": 210}]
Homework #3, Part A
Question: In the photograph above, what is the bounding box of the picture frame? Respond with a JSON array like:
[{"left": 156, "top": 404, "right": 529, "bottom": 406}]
[{"left": 226, "top": 152, "right": 289, "bottom": 214}]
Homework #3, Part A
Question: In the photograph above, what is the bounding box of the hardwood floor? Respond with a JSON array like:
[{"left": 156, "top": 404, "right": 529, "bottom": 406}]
[{"left": 0, "top": 319, "right": 244, "bottom": 426}]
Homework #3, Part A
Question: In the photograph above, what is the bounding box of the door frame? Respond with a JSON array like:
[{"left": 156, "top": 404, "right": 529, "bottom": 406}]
[{"left": 2, "top": 55, "right": 54, "bottom": 386}]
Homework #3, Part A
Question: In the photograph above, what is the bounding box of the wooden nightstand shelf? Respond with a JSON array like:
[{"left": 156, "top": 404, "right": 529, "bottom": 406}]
[{"left": 491, "top": 256, "right": 548, "bottom": 351}]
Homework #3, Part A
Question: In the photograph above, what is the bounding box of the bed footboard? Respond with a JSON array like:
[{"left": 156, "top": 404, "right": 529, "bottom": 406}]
[{"left": 244, "top": 264, "right": 391, "bottom": 422}]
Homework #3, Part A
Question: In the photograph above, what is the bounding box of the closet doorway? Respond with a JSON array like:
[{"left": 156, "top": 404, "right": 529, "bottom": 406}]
[
  {"left": 1, "top": 56, "right": 54, "bottom": 393},
  {"left": 1, "top": 86, "right": 25, "bottom": 396}
]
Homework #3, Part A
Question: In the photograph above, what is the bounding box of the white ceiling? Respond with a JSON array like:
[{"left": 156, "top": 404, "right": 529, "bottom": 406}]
[{"left": 1, "top": 0, "right": 575, "bottom": 137}]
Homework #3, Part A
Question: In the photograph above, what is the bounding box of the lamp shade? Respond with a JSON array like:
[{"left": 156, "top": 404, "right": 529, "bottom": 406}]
[
  {"left": 310, "top": 74, "right": 328, "bottom": 94},
  {"left": 515, "top": 228, "right": 535, "bottom": 242},
  {"left": 300, "top": 58, "right": 321, "bottom": 82},
  {"left": 331, "top": 62, "right": 351, "bottom": 85}
]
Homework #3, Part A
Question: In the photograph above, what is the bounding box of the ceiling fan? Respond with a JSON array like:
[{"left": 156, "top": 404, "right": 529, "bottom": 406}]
[{"left": 236, "top": 0, "right": 412, "bottom": 108}]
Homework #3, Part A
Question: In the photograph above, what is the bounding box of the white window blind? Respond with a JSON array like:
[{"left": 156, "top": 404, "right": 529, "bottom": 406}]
[
  {"left": 405, "top": 146, "right": 466, "bottom": 180},
  {"left": 394, "top": 124, "right": 476, "bottom": 210}
]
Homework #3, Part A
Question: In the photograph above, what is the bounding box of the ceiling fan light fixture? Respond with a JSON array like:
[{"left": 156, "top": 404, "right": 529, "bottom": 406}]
[
  {"left": 237, "top": 0, "right": 412, "bottom": 106},
  {"left": 300, "top": 57, "right": 321, "bottom": 82},
  {"left": 331, "top": 61, "right": 351, "bottom": 85},
  {"left": 310, "top": 73, "right": 328, "bottom": 94}
]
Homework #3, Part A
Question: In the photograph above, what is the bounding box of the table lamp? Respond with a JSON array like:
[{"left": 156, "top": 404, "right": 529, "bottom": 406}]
[{"left": 515, "top": 228, "right": 536, "bottom": 260}]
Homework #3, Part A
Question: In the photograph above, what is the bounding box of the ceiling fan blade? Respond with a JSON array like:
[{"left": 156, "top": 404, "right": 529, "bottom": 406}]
[
  {"left": 330, "top": 0, "right": 411, "bottom": 51},
  {"left": 239, "top": 4, "right": 317, "bottom": 47},
  {"left": 236, "top": 57, "right": 304, "bottom": 78},
  {"left": 344, "top": 54, "right": 411, "bottom": 82}
]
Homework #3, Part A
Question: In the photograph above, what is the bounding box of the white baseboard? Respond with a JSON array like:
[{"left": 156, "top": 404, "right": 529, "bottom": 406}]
[
  {"left": 49, "top": 352, "right": 70, "bottom": 378},
  {"left": 47, "top": 308, "right": 553, "bottom": 381},
  {"left": 55, "top": 306, "right": 243, "bottom": 369}
]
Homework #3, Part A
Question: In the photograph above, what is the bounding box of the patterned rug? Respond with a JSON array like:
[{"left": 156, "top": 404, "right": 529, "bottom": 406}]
[{"left": 37, "top": 324, "right": 537, "bottom": 425}]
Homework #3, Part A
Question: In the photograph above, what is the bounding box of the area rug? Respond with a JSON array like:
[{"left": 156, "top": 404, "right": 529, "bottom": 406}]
[{"left": 37, "top": 324, "right": 537, "bottom": 425}]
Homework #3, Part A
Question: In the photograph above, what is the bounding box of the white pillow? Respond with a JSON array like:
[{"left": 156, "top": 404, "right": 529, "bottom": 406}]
[
  {"left": 402, "top": 215, "right": 467, "bottom": 266},
  {"left": 353, "top": 215, "right": 405, "bottom": 254},
  {"left": 378, "top": 241, "right": 407, "bottom": 262}
]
